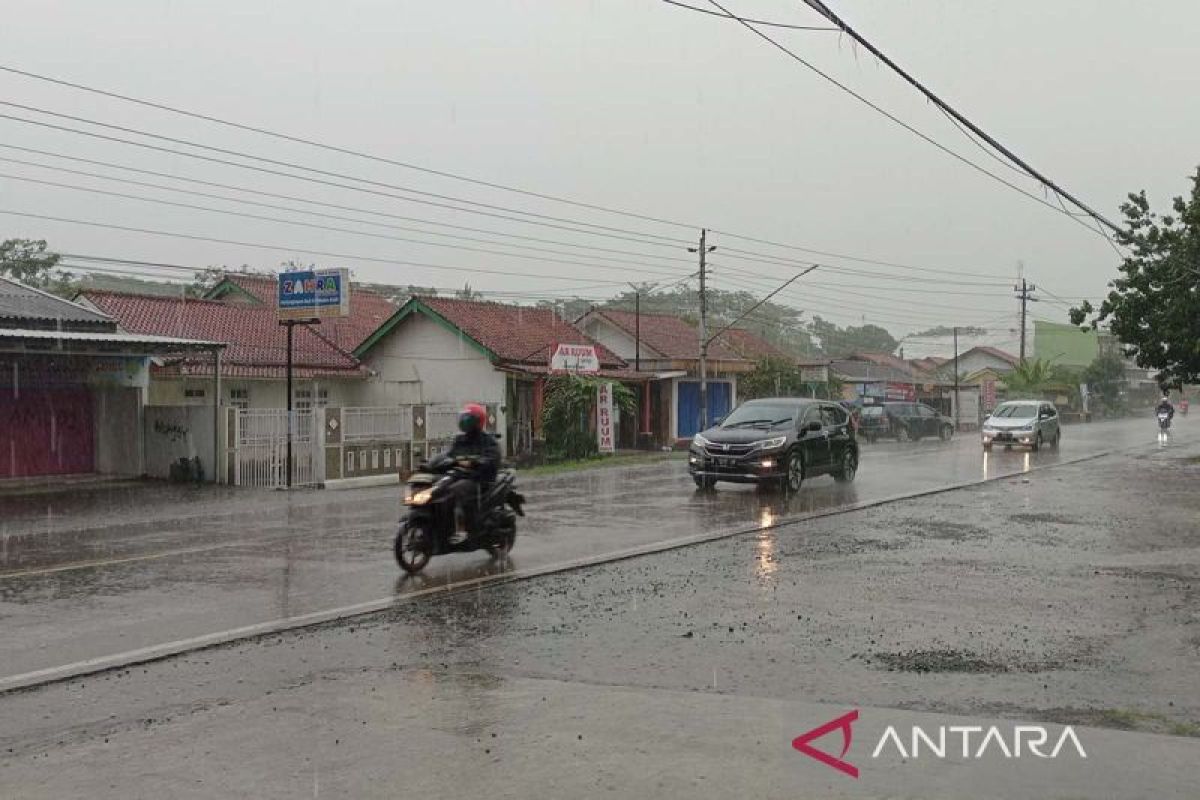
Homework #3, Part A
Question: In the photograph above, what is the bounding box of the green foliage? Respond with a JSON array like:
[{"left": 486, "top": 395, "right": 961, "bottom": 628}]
[
  {"left": 739, "top": 357, "right": 807, "bottom": 400},
  {"left": 0, "top": 238, "right": 75, "bottom": 297},
  {"left": 1081, "top": 351, "right": 1127, "bottom": 412},
  {"left": 1071, "top": 167, "right": 1200, "bottom": 384},
  {"left": 809, "top": 315, "right": 899, "bottom": 357},
  {"left": 456, "top": 282, "right": 483, "bottom": 300},
  {"left": 1003, "top": 359, "right": 1055, "bottom": 395},
  {"left": 541, "top": 374, "right": 635, "bottom": 461}
]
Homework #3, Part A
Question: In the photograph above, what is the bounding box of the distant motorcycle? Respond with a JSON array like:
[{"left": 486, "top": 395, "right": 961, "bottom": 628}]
[
  {"left": 394, "top": 453, "right": 524, "bottom": 574},
  {"left": 1157, "top": 409, "right": 1172, "bottom": 432}
]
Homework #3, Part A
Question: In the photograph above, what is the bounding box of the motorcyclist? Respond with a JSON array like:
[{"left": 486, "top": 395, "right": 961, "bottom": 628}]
[
  {"left": 442, "top": 402, "right": 500, "bottom": 545},
  {"left": 1156, "top": 394, "right": 1175, "bottom": 427}
]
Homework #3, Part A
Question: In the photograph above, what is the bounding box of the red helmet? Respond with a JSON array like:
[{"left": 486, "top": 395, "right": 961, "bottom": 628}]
[{"left": 459, "top": 402, "right": 487, "bottom": 433}]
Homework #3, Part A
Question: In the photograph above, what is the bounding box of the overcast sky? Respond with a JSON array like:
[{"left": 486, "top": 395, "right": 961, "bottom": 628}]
[{"left": 3, "top": 0, "right": 1197, "bottom": 340}]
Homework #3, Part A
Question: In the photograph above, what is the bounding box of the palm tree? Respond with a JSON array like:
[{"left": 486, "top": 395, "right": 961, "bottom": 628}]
[{"left": 1004, "top": 359, "right": 1055, "bottom": 395}]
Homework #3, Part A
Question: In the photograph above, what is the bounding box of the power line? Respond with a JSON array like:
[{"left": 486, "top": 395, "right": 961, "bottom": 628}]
[
  {"left": 0, "top": 171, "right": 694, "bottom": 281},
  {"left": 0, "top": 67, "right": 1114, "bottom": 282},
  {"left": 659, "top": 0, "right": 836, "bottom": 30},
  {"left": 0, "top": 208, "right": 676, "bottom": 285},
  {"left": 0, "top": 145, "right": 697, "bottom": 267},
  {"left": 711, "top": 238, "right": 1012, "bottom": 282},
  {"left": 0, "top": 63, "right": 704, "bottom": 234},
  {"left": 715, "top": 251, "right": 1012, "bottom": 287},
  {"left": 701, "top": 0, "right": 1112, "bottom": 240},
  {"left": 0, "top": 105, "right": 694, "bottom": 246},
  {"left": 797, "top": 0, "right": 1124, "bottom": 236}
]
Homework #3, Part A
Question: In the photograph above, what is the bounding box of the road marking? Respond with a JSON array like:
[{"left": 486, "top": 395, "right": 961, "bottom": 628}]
[{"left": 0, "top": 447, "right": 1123, "bottom": 696}]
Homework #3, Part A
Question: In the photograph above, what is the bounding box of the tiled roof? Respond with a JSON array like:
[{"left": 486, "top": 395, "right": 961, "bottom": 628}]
[
  {"left": 830, "top": 359, "right": 920, "bottom": 383},
  {"left": 962, "top": 345, "right": 1019, "bottom": 366},
  {"left": 586, "top": 308, "right": 743, "bottom": 361},
  {"left": 715, "top": 327, "right": 793, "bottom": 361},
  {"left": 212, "top": 273, "right": 396, "bottom": 352},
  {"left": 1, "top": 276, "right": 113, "bottom": 329},
  {"left": 404, "top": 296, "right": 625, "bottom": 366},
  {"left": 80, "top": 290, "right": 364, "bottom": 379},
  {"left": 846, "top": 351, "right": 919, "bottom": 377}
]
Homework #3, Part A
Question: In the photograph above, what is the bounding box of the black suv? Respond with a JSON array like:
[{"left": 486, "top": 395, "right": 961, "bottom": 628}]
[
  {"left": 688, "top": 398, "right": 858, "bottom": 492},
  {"left": 858, "top": 402, "right": 955, "bottom": 443}
]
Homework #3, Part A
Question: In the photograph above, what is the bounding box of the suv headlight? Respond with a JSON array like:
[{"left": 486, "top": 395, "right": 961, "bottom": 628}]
[
  {"left": 754, "top": 436, "right": 788, "bottom": 450},
  {"left": 692, "top": 433, "right": 710, "bottom": 448}
]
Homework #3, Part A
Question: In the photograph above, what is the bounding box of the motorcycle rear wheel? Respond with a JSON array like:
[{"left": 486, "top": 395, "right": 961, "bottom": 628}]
[{"left": 395, "top": 523, "right": 433, "bottom": 574}]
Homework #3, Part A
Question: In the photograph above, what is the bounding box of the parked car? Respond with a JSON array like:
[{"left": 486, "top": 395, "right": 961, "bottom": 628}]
[
  {"left": 687, "top": 397, "right": 858, "bottom": 492},
  {"left": 857, "top": 402, "right": 955, "bottom": 443},
  {"left": 981, "top": 400, "right": 1061, "bottom": 451}
]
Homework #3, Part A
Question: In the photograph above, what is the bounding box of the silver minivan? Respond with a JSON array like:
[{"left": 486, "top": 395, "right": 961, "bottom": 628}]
[{"left": 981, "top": 400, "right": 1061, "bottom": 451}]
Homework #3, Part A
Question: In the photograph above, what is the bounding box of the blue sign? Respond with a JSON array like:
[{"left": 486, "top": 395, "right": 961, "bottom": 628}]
[{"left": 277, "top": 269, "right": 349, "bottom": 319}]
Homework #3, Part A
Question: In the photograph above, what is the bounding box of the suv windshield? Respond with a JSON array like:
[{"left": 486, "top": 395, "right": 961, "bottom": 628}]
[
  {"left": 993, "top": 404, "right": 1037, "bottom": 419},
  {"left": 720, "top": 404, "right": 798, "bottom": 428}
]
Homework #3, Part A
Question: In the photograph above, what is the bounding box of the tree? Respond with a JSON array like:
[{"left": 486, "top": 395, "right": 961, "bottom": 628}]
[
  {"left": 541, "top": 374, "right": 635, "bottom": 461},
  {"left": 0, "top": 238, "right": 76, "bottom": 297},
  {"left": 739, "top": 357, "right": 807, "bottom": 400},
  {"left": 1070, "top": 167, "right": 1200, "bottom": 385},
  {"left": 808, "top": 316, "right": 899, "bottom": 357},
  {"left": 1003, "top": 358, "right": 1056, "bottom": 395},
  {"left": 456, "top": 283, "right": 483, "bottom": 300},
  {"left": 1080, "top": 351, "right": 1127, "bottom": 413}
]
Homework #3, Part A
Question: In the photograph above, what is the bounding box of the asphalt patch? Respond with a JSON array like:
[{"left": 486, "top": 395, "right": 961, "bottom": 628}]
[{"left": 869, "top": 648, "right": 1059, "bottom": 674}]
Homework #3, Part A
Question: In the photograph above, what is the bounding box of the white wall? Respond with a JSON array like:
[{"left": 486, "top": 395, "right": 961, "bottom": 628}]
[
  {"left": 580, "top": 317, "right": 640, "bottom": 360},
  {"left": 356, "top": 313, "right": 507, "bottom": 431},
  {"left": 143, "top": 405, "right": 217, "bottom": 480},
  {"left": 150, "top": 376, "right": 360, "bottom": 410},
  {"left": 93, "top": 387, "right": 142, "bottom": 476},
  {"left": 957, "top": 352, "right": 1014, "bottom": 377}
]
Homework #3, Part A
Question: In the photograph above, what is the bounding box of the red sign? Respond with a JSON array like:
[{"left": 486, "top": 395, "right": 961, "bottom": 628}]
[
  {"left": 983, "top": 379, "right": 997, "bottom": 411},
  {"left": 884, "top": 382, "right": 916, "bottom": 401}
]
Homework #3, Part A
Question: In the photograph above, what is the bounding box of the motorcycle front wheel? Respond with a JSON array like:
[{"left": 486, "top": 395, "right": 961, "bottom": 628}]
[
  {"left": 487, "top": 524, "right": 517, "bottom": 559},
  {"left": 395, "top": 522, "right": 433, "bottom": 574}
]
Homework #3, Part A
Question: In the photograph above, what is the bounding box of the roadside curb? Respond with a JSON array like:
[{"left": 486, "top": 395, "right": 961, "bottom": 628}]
[{"left": 0, "top": 447, "right": 1122, "bottom": 695}]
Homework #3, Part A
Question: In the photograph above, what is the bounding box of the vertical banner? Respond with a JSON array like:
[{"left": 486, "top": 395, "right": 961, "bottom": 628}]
[
  {"left": 597, "top": 382, "right": 615, "bottom": 454},
  {"left": 982, "top": 379, "right": 997, "bottom": 412}
]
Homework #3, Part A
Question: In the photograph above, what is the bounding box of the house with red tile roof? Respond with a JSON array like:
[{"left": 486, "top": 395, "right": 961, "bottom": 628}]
[
  {"left": 204, "top": 272, "right": 397, "bottom": 355},
  {"left": 575, "top": 308, "right": 769, "bottom": 441},
  {"left": 77, "top": 288, "right": 368, "bottom": 411},
  {"left": 354, "top": 296, "right": 655, "bottom": 454}
]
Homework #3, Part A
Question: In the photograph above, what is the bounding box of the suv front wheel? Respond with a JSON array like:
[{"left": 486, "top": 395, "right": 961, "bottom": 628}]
[{"left": 782, "top": 450, "right": 804, "bottom": 493}]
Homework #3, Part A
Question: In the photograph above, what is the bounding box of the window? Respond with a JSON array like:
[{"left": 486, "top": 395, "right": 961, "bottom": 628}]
[
  {"left": 346, "top": 451, "right": 356, "bottom": 473},
  {"left": 383, "top": 449, "right": 391, "bottom": 469},
  {"left": 821, "top": 405, "right": 846, "bottom": 427},
  {"left": 229, "top": 388, "right": 250, "bottom": 410},
  {"left": 799, "top": 405, "right": 822, "bottom": 428},
  {"left": 184, "top": 387, "right": 206, "bottom": 399},
  {"left": 918, "top": 406, "right": 937, "bottom": 418},
  {"left": 294, "top": 388, "right": 313, "bottom": 412},
  {"left": 371, "top": 450, "right": 379, "bottom": 469},
  {"left": 316, "top": 388, "right": 330, "bottom": 409}
]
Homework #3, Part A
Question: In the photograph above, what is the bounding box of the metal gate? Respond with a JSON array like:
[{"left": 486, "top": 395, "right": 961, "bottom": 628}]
[{"left": 233, "top": 408, "right": 321, "bottom": 488}]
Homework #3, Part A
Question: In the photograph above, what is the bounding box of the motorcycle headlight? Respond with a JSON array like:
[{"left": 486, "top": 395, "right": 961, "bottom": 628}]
[
  {"left": 405, "top": 487, "right": 434, "bottom": 506},
  {"left": 753, "top": 436, "right": 788, "bottom": 450},
  {"left": 692, "top": 433, "right": 711, "bottom": 448}
]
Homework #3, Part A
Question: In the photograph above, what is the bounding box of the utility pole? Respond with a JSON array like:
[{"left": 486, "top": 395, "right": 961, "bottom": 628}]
[
  {"left": 688, "top": 230, "right": 716, "bottom": 430},
  {"left": 953, "top": 326, "right": 960, "bottom": 431},
  {"left": 627, "top": 282, "right": 659, "bottom": 372},
  {"left": 1014, "top": 277, "right": 1038, "bottom": 362}
]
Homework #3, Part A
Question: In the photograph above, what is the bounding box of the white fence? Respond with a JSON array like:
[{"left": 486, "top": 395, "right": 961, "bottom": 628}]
[
  {"left": 343, "top": 407, "right": 412, "bottom": 443},
  {"left": 233, "top": 408, "right": 322, "bottom": 488}
]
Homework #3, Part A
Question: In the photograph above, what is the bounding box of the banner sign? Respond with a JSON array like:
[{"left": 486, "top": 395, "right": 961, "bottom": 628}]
[
  {"left": 983, "top": 379, "right": 997, "bottom": 411},
  {"left": 550, "top": 343, "right": 600, "bottom": 374},
  {"left": 277, "top": 268, "right": 351, "bottom": 320},
  {"left": 799, "top": 365, "right": 828, "bottom": 383},
  {"left": 885, "top": 382, "right": 916, "bottom": 401},
  {"left": 596, "top": 381, "right": 615, "bottom": 453}
]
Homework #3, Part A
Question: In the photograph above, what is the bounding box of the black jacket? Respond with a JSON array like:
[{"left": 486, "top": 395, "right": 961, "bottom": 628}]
[
  {"left": 444, "top": 430, "right": 500, "bottom": 482},
  {"left": 1157, "top": 400, "right": 1175, "bottom": 419}
]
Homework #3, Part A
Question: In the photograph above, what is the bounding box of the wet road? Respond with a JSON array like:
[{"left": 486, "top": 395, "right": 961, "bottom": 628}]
[
  {"left": 0, "top": 416, "right": 1187, "bottom": 687},
  {"left": 1, "top": 421, "right": 1197, "bottom": 799}
]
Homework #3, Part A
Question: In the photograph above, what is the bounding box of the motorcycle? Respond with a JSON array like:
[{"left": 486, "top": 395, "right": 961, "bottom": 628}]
[
  {"left": 394, "top": 452, "right": 525, "bottom": 574},
  {"left": 1157, "top": 410, "right": 1172, "bottom": 432}
]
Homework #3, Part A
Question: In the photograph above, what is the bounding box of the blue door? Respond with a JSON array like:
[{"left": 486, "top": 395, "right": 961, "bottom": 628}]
[{"left": 677, "top": 380, "right": 733, "bottom": 438}]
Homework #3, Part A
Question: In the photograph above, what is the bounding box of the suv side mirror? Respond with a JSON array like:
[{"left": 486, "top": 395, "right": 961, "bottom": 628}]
[{"left": 805, "top": 420, "right": 823, "bottom": 433}]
